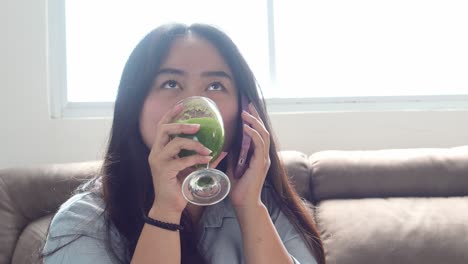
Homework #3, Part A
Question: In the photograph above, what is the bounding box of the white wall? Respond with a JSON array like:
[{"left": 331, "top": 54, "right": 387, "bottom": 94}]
[{"left": 1, "top": 0, "right": 467, "bottom": 168}]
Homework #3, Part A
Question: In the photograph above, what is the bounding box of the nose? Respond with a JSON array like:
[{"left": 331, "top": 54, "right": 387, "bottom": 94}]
[
  {"left": 178, "top": 87, "right": 212, "bottom": 102},
  {"left": 176, "top": 82, "right": 206, "bottom": 100}
]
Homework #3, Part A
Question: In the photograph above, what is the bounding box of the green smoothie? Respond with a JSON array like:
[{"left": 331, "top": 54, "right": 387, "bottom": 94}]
[
  {"left": 176, "top": 117, "right": 225, "bottom": 163},
  {"left": 197, "top": 176, "right": 214, "bottom": 187}
]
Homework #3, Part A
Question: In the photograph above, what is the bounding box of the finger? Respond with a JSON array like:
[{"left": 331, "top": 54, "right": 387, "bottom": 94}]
[
  {"left": 169, "top": 154, "right": 213, "bottom": 172},
  {"left": 209, "top": 152, "right": 228, "bottom": 169},
  {"left": 151, "top": 103, "right": 185, "bottom": 152},
  {"left": 243, "top": 123, "right": 266, "bottom": 160},
  {"left": 248, "top": 103, "right": 265, "bottom": 126},
  {"left": 163, "top": 137, "right": 212, "bottom": 159},
  {"left": 153, "top": 123, "right": 201, "bottom": 151},
  {"left": 158, "top": 103, "right": 184, "bottom": 126},
  {"left": 241, "top": 110, "right": 270, "bottom": 152},
  {"left": 163, "top": 123, "right": 201, "bottom": 136}
]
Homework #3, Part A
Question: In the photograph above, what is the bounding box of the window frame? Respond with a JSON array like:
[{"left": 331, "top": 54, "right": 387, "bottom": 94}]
[{"left": 47, "top": 0, "right": 468, "bottom": 119}]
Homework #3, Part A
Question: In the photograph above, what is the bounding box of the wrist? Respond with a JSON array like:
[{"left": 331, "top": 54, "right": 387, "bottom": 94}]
[
  {"left": 233, "top": 201, "right": 267, "bottom": 220},
  {"left": 149, "top": 205, "right": 183, "bottom": 224}
]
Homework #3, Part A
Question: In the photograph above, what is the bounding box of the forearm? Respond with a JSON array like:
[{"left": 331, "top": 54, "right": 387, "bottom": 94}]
[
  {"left": 131, "top": 206, "right": 182, "bottom": 264},
  {"left": 236, "top": 203, "right": 294, "bottom": 264}
]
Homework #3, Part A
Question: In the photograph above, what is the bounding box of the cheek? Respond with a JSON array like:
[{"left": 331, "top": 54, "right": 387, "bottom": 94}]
[
  {"left": 139, "top": 98, "right": 167, "bottom": 148},
  {"left": 221, "top": 105, "right": 240, "bottom": 150}
]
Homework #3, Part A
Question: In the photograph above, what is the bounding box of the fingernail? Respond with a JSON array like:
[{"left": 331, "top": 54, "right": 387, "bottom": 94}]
[{"left": 202, "top": 148, "right": 212, "bottom": 155}]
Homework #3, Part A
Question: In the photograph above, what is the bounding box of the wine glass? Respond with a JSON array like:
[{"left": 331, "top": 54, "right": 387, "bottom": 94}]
[{"left": 173, "top": 96, "right": 230, "bottom": 206}]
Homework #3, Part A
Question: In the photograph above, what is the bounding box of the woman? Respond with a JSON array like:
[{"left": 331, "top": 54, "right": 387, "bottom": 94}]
[{"left": 43, "top": 23, "right": 325, "bottom": 264}]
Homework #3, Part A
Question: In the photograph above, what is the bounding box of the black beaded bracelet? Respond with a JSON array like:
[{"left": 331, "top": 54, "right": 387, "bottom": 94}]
[{"left": 142, "top": 214, "right": 184, "bottom": 231}]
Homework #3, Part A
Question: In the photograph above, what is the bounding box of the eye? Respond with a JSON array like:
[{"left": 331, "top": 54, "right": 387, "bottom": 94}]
[
  {"left": 207, "top": 82, "right": 225, "bottom": 91},
  {"left": 161, "top": 80, "right": 180, "bottom": 89}
]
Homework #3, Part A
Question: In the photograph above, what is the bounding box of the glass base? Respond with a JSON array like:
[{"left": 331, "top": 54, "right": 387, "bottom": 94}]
[{"left": 181, "top": 168, "right": 230, "bottom": 206}]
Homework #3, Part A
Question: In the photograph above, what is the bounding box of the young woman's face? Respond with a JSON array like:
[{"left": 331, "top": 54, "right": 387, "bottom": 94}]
[{"left": 139, "top": 33, "right": 239, "bottom": 152}]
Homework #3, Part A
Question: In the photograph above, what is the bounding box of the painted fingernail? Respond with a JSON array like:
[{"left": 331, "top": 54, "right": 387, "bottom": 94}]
[
  {"left": 203, "top": 156, "right": 213, "bottom": 161},
  {"left": 201, "top": 148, "right": 212, "bottom": 155}
]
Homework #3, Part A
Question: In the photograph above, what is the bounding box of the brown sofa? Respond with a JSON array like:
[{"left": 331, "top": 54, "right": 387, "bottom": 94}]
[{"left": 1, "top": 146, "right": 468, "bottom": 264}]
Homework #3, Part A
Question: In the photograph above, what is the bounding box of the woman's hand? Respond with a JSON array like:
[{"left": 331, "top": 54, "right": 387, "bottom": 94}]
[
  {"left": 148, "top": 103, "right": 214, "bottom": 215},
  {"left": 228, "top": 103, "right": 271, "bottom": 210}
]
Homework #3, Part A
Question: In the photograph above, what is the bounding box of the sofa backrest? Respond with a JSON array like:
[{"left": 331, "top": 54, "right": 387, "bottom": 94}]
[
  {"left": 281, "top": 146, "right": 468, "bottom": 203},
  {"left": 310, "top": 146, "right": 468, "bottom": 201}
]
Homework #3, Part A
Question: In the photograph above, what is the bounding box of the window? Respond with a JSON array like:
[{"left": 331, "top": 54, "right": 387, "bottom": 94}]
[
  {"left": 273, "top": 0, "right": 468, "bottom": 98},
  {"left": 48, "top": 0, "right": 468, "bottom": 118},
  {"left": 64, "top": 0, "right": 269, "bottom": 103}
]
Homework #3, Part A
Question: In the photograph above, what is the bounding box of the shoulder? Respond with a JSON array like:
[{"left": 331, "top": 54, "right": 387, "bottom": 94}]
[
  {"left": 260, "top": 182, "right": 303, "bottom": 240},
  {"left": 48, "top": 192, "right": 107, "bottom": 238},
  {"left": 260, "top": 181, "right": 312, "bottom": 219},
  {"left": 260, "top": 183, "right": 319, "bottom": 264},
  {"left": 44, "top": 192, "right": 128, "bottom": 263}
]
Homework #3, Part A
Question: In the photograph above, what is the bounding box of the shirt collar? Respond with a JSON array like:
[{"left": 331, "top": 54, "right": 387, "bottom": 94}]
[
  {"left": 199, "top": 196, "right": 237, "bottom": 228},
  {"left": 197, "top": 181, "right": 275, "bottom": 229}
]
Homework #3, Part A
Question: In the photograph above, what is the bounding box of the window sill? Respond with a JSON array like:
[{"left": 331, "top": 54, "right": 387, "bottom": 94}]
[{"left": 51, "top": 95, "right": 468, "bottom": 119}]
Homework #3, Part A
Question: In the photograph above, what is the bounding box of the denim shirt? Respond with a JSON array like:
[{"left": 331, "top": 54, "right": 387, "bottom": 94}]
[{"left": 43, "top": 185, "right": 317, "bottom": 264}]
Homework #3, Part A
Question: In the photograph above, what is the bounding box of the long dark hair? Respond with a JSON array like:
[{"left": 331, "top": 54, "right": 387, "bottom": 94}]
[{"left": 88, "top": 23, "right": 324, "bottom": 263}]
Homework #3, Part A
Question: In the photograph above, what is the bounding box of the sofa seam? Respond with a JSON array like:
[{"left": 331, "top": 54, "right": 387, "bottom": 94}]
[{"left": 307, "top": 156, "right": 318, "bottom": 204}]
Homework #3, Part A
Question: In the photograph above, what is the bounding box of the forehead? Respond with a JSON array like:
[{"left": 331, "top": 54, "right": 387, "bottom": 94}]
[{"left": 160, "top": 33, "right": 232, "bottom": 74}]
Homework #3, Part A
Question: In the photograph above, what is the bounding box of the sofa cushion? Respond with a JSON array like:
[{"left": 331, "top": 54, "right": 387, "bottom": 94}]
[
  {"left": 12, "top": 214, "right": 52, "bottom": 264},
  {"left": 316, "top": 197, "right": 468, "bottom": 264},
  {"left": 309, "top": 146, "right": 468, "bottom": 201}
]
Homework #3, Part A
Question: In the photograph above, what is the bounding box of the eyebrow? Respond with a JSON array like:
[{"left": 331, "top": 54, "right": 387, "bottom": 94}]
[
  {"left": 156, "top": 68, "right": 186, "bottom": 76},
  {"left": 201, "top": 71, "right": 233, "bottom": 80},
  {"left": 156, "top": 68, "right": 232, "bottom": 80}
]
